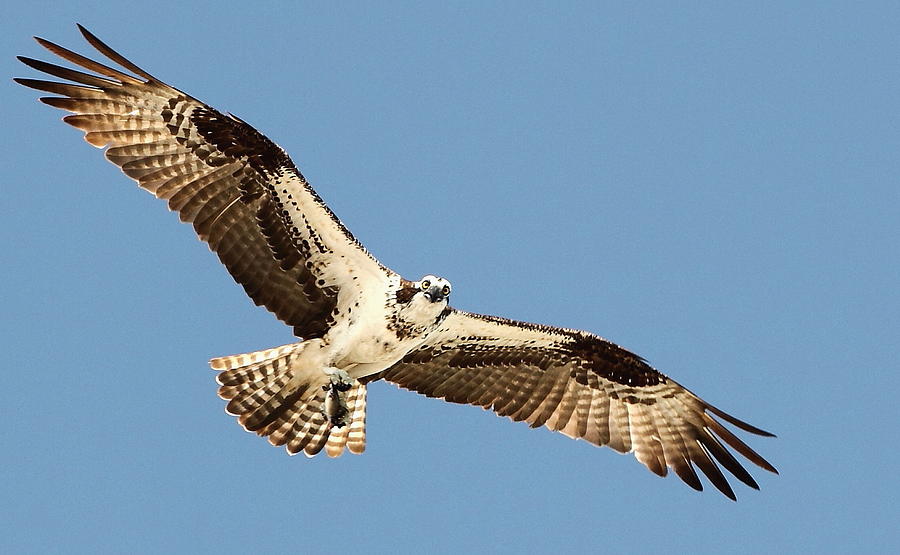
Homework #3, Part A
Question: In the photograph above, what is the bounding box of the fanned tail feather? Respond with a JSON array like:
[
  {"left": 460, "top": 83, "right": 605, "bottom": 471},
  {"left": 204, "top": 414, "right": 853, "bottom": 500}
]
[
  {"left": 325, "top": 385, "right": 367, "bottom": 457},
  {"left": 210, "top": 343, "right": 367, "bottom": 457}
]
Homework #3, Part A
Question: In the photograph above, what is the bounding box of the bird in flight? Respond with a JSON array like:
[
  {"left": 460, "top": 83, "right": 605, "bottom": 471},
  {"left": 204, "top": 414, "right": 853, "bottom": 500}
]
[{"left": 17, "top": 25, "right": 777, "bottom": 500}]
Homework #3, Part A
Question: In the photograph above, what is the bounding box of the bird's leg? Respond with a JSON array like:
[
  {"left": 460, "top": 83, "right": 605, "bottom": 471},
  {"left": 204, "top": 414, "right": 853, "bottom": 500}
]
[
  {"left": 323, "top": 367, "right": 353, "bottom": 391},
  {"left": 321, "top": 367, "right": 352, "bottom": 427}
]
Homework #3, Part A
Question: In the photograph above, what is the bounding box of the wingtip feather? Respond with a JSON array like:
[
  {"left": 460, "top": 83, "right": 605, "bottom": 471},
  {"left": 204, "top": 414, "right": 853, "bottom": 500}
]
[
  {"left": 75, "top": 22, "right": 160, "bottom": 83},
  {"left": 705, "top": 402, "right": 776, "bottom": 437}
]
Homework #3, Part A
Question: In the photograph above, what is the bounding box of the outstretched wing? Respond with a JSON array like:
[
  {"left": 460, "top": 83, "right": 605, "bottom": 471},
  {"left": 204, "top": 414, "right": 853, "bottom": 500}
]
[
  {"left": 382, "top": 309, "right": 777, "bottom": 500},
  {"left": 16, "top": 25, "right": 391, "bottom": 339}
]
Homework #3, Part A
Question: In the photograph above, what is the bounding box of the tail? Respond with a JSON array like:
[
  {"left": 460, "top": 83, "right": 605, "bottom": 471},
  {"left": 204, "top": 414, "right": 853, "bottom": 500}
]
[{"left": 210, "top": 343, "right": 367, "bottom": 458}]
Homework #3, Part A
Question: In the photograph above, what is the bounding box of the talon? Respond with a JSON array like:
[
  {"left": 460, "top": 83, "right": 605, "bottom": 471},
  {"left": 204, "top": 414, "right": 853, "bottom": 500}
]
[
  {"left": 334, "top": 380, "right": 352, "bottom": 392},
  {"left": 325, "top": 368, "right": 353, "bottom": 391}
]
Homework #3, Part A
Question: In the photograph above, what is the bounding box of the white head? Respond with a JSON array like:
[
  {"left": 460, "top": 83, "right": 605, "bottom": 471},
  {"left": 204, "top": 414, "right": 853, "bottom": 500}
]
[{"left": 417, "top": 274, "right": 452, "bottom": 304}]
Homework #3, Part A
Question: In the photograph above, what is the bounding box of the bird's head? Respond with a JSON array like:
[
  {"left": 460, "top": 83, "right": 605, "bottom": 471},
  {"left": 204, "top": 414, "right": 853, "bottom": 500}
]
[{"left": 417, "top": 274, "right": 452, "bottom": 304}]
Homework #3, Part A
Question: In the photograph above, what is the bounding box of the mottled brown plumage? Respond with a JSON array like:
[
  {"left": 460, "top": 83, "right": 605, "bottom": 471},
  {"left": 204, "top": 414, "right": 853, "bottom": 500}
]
[
  {"left": 380, "top": 310, "right": 776, "bottom": 499},
  {"left": 18, "top": 27, "right": 364, "bottom": 341}
]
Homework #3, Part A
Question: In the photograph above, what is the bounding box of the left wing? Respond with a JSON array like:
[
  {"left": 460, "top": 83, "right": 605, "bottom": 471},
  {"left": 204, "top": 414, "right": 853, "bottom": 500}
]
[
  {"left": 382, "top": 309, "right": 777, "bottom": 500},
  {"left": 16, "top": 25, "right": 392, "bottom": 339}
]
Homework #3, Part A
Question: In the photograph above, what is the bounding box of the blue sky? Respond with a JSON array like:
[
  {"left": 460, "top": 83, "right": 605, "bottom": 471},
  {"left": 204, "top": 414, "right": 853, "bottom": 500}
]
[{"left": 3, "top": 2, "right": 899, "bottom": 553}]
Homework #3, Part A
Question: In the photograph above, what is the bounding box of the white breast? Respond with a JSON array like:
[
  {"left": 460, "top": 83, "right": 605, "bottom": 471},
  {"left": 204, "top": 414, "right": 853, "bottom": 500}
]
[{"left": 327, "top": 279, "right": 446, "bottom": 374}]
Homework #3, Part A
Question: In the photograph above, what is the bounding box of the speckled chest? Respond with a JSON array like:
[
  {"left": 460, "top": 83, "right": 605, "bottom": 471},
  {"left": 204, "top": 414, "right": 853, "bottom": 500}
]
[{"left": 326, "top": 278, "right": 445, "bottom": 366}]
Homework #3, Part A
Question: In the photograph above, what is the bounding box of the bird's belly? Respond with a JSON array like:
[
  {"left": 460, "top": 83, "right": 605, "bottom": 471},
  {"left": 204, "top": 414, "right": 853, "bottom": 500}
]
[
  {"left": 327, "top": 319, "right": 415, "bottom": 370},
  {"left": 344, "top": 328, "right": 410, "bottom": 365}
]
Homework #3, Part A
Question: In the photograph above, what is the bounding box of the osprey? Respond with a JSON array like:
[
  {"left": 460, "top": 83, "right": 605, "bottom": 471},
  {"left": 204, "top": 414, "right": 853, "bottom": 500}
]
[{"left": 17, "top": 25, "right": 777, "bottom": 500}]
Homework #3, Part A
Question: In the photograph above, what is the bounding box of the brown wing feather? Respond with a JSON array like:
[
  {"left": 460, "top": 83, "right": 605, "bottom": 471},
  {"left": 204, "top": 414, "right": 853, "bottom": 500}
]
[
  {"left": 16, "top": 26, "right": 381, "bottom": 339},
  {"left": 381, "top": 309, "right": 777, "bottom": 500}
]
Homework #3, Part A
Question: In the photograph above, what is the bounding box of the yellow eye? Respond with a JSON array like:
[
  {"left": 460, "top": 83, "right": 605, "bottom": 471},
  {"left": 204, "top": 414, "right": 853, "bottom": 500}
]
[
  {"left": 421, "top": 280, "right": 431, "bottom": 290},
  {"left": 441, "top": 285, "right": 450, "bottom": 296}
]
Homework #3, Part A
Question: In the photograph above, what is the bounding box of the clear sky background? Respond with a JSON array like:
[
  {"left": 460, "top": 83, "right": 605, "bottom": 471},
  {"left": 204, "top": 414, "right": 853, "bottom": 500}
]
[{"left": 3, "top": 2, "right": 898, "bottom": 554}]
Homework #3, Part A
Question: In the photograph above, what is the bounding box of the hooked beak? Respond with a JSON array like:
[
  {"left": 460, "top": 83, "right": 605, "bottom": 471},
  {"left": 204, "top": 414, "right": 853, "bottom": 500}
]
[{"left": 423, "top": 285, "right": 445, "bottom": 303}]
